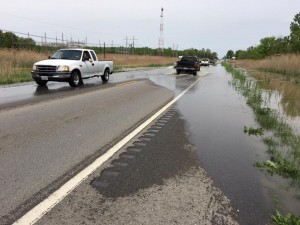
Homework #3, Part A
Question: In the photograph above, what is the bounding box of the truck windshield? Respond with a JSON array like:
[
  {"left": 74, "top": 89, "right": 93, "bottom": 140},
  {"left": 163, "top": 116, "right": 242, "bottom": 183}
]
[{"left": 50, "top": 50, "right": 82, "bottom": 60}]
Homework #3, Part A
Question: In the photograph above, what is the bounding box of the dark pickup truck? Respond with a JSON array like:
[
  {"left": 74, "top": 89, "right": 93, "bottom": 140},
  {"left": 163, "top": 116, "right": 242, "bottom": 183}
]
[{"left": 174, "top": 56, "right": 200, "bottom": 75}]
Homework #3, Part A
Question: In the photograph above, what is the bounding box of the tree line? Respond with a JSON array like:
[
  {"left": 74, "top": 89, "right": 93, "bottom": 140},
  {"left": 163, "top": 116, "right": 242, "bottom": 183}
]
[
  {"left": 226, "top": 12, "right": 300, "bottom": 59},
  {"left": 0, "top": 30, "right": 218, "bottom": 59}
]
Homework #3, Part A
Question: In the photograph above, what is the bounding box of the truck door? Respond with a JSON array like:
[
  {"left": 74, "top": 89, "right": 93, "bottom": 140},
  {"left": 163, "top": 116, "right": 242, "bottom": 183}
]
[
  {"left": 82, "top": 51, "right": 94, "bottom": 77},
  {"left": 88, "top": 50, "right": 99, "bottom": 76}
]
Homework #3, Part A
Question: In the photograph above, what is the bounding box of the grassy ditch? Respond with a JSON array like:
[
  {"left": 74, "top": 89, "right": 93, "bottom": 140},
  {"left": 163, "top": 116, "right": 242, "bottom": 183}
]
[
  {"left": 0, "top": 48, "right": 177, "bottom": 85},
  {"left": 222, "top": 61, "right": 300, "bottom": 224}
]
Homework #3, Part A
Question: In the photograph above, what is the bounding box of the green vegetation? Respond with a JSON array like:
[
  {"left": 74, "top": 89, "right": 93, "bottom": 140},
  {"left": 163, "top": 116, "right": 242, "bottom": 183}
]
[
  {"left": 243, "top": 126, "right": 264, "bottom": 136},
  {"left": 222, "top": 61, "right": 300, "bottom": 224},
  {"left": 227, "top": 12, "right": 300, "bottom": 59},
  {"left": 0, "top": 71, "right": 32, "bottom": 84},
  {"left": 273, "top": 211, "right": 300, "bottom": 225}
]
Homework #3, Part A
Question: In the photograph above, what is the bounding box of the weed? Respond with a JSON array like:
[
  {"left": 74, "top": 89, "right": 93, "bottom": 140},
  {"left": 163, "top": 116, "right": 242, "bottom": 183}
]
[
  {"left": 244, "top": 126, "right": 264, "bottom": 136},
  {"left": 272, "top": 210, "right": 300, "bottom": 225},
  {"left": 254, "top": 155, "right": 300, "bottom": 180}
]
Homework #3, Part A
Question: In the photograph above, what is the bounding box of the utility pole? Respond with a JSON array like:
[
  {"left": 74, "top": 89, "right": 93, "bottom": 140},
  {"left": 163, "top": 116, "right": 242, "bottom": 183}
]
[
  {"left": 104, "top": 42, "right": 106, "bottom": 59},
  {"left": 123, "top": 36, "right": 130, "bottom": 54},
  {"left": 131, "top": 36, "right": 138, "bottom": 54}
]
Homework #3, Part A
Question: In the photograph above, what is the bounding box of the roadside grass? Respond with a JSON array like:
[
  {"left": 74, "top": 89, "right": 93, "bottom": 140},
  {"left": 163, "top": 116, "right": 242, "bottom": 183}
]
[
  {"left": 0, "top": 49, "right": 49, "bottom": 84},
  {"left": 231, "top": 54, "right": 300, "bottom": 82},
  {"left": 222, "top": 61, "right": 300, "bottom": 225},
  {"left": 273, "top": 210, "right": 300, "bottom": 225},
  {"left": 0, "top": 48, "right": 177, "bottom": 84}
]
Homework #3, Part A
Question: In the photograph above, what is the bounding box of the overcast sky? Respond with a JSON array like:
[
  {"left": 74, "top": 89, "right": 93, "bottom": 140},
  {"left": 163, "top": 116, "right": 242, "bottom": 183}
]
[{"left": 0, "top": 0, "right": 299, "bottom": 57}]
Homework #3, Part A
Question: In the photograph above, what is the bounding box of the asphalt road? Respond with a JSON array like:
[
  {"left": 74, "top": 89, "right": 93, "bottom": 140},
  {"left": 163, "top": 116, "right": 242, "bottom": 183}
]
[
  {"left": 0, "top": 66, "right": 276, "bottom": 225},
  {"left": 0, "top": 77, "right": 175, "bottom": 223}
]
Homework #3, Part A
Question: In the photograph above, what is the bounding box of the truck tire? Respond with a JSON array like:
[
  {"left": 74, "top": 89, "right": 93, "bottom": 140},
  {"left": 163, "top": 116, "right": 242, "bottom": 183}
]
[
  {"left": 35, "top": 80, "right": 48, "bottom": 86},
  {"left": 69, "top": 70, "right": 81, "bottom": 87},
  {"left": 193, "top": 71, "right": 197, "bottom": 76},
  {"left": 101, "top": 69, "right": 109, "bottom": 82},
  {"left": 176, "top": 69, "right": 180, "bottom": 75}
]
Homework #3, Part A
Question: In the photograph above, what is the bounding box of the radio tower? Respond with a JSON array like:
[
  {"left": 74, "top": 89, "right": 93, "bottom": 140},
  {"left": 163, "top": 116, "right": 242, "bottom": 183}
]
[{"left": 158, "top": 7, "right": 164, "bottom": 55}]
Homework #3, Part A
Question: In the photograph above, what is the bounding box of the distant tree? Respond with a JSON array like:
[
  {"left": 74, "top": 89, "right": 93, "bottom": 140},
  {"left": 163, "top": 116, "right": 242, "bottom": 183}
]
[
  {"left": 273, "top": 36, "right": 291, "bottom": 54},
  {"left": 17, "top": 37, "right": 36, "bottom": 48},
  {"left": 235, "top": 50, "right": 245, "bottom": 59},
  {"left": 290, "top": 12, "right": 300, "bottom": 52},
  {"left": 257, "top": 36, "right": 277, "bottom": 56},
  {"left": 211, "top": 52, "right": 218, "bottom": 59},
  {"left": 226, "top": 50, "right": 234, "bottom": 59},
  {"left": 0, "top": 31, "right": 18, "bottom": 48},
  {"left": 183, "top": 48, "right": 198, "bottom": 56}
]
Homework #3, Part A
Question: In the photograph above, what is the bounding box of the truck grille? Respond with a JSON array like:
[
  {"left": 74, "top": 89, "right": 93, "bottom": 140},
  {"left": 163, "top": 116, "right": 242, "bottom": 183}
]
[{"left": 36, "top": 65, "right": 57, "bottom": 72}]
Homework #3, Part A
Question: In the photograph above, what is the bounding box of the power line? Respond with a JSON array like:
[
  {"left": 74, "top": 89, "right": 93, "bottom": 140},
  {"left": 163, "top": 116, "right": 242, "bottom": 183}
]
[{"left": 0, "top": 28, "right": 124, "bottom": 47}]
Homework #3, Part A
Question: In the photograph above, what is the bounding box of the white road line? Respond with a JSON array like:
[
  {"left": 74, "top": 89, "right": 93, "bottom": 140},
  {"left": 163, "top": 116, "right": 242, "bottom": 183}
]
[{"left": 13, "top": 76, "right": 202, "bottom": 225}]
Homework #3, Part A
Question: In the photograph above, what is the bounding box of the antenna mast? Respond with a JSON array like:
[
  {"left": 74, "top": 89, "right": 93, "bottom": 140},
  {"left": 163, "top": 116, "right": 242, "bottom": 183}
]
[{"left": 158, "top": 7, "right": 164, "bottom": 55}]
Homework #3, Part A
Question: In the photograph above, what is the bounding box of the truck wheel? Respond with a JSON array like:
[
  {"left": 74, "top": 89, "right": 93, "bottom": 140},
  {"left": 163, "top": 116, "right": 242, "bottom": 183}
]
[
  {"left": 101, "top": 69, "right": 109, "bottom": 82},
  {"left": 176, "top": 69, "right": 180, "bottom": 75},
  {"left": 35, "top": 80, "right": 48, "bottom": 86},
  {"left": 193, "top": 71, "right": 197, "bottom": 76},
  {"left": 69, "top": 71, "right": 81, "bottom": 87}
]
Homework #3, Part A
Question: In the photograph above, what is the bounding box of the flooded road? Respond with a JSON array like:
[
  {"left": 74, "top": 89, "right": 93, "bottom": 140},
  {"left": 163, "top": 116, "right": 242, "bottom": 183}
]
[
  {"left": 1, "top": 65, "right": 299, "bottom": 224},
  {"left": 177, "top": 65, "right": 274, "bottom": 224}
]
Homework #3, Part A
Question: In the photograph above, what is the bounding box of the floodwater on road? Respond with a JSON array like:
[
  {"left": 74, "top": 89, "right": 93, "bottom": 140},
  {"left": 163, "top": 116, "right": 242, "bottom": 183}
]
[
  {"left": 231, "top": 60, "right": 300, "bottom": 134},
  {"left": 1, "top": 65, "right": 299, "bottom": 224},
  {"left": 243, "top": 68, "right": 300, "bottom": 134},
  {"left": 176, "top": 65, "right": 300, "bottom": 224}
]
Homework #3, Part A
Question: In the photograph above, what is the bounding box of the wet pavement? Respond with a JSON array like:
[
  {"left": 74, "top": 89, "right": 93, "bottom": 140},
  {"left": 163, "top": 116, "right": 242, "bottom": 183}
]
[
  {"left": 0, "top": 67, "right": 194, "bottom": 110},
  {"left": 177, "top": 65, "right": 274, "bottom": 224},
  {"left": 1, "top": 65, "right": 299, "bottom": 224}
]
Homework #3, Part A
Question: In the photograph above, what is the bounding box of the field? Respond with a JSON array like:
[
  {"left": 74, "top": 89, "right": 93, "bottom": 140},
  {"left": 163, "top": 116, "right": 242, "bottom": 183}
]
[
  {"left": 232, "top": 54, "right": 300, "bottom": 79},
  {"left": 0, "top": 48, "right": 177, "bottom": 84}
]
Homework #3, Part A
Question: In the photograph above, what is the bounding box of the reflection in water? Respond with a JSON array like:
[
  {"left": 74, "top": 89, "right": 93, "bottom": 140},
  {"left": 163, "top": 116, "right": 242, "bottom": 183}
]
[
  {"left": 242, "top": 71, "right": 300, "bottom": 134},
  {"left": 250, "top": 71, "right": 300, "bottom": 118},
  {"left": 34, "top": 85, "right": 49, "bottom": 95}
]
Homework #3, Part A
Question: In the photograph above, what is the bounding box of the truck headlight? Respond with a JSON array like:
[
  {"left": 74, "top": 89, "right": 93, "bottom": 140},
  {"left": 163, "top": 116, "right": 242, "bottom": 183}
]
[
  {"left": 57, "top": 66, "right": 70, "bottom": 72},
  {"left": 32, "top": 65, "right": 37, "bottom": 71}
]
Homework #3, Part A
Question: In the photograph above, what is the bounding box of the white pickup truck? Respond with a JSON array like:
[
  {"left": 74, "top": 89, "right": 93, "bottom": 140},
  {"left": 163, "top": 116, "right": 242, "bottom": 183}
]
[{"left": 31, "top": 49, "right": 113, "bottom": 87}]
